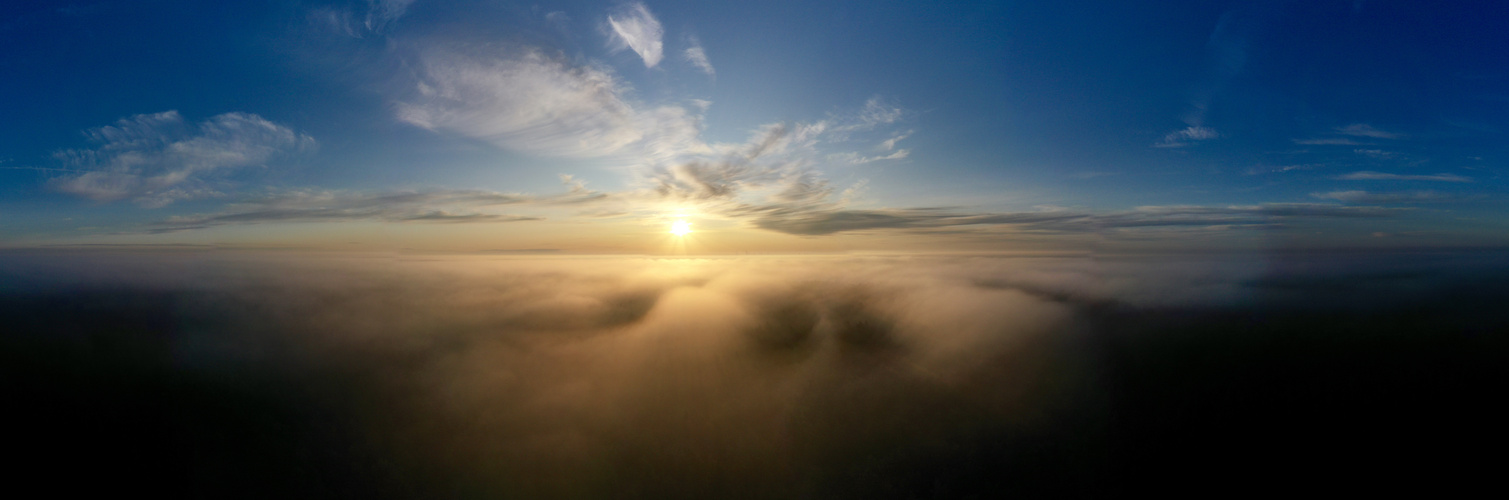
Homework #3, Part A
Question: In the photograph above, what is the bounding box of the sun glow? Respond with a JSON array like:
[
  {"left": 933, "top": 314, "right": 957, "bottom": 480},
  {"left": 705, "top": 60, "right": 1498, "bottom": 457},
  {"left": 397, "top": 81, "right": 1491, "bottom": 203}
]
[{"left": 670, "top": 220, "right": 692, "bottom": 236}]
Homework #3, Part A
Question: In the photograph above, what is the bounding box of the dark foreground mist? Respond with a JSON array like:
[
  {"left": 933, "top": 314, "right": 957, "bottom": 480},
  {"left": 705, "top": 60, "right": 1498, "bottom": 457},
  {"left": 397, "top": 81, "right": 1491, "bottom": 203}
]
[{"left": 3, "top": 250, "right": 1506, "bottom": 498}]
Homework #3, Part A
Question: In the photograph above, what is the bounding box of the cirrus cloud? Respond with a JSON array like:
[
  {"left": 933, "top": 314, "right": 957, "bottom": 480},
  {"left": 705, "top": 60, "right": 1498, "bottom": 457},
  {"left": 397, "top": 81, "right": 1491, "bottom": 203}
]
[
  {"left": 1311, "top": 190, "right": 1453, "bottom": 204},
  {"left": 50, "top": 111, "right": 316, "bottom": 208}
]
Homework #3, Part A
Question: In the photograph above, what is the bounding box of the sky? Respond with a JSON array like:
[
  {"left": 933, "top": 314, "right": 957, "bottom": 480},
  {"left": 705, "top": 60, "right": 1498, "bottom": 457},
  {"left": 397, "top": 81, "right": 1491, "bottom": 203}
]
[
  {"left": 3, "top": 0, "right": 1507, "bottom": 253},
  {"left": 5, "top": 3, "right": 1509, "bottom": 495}
]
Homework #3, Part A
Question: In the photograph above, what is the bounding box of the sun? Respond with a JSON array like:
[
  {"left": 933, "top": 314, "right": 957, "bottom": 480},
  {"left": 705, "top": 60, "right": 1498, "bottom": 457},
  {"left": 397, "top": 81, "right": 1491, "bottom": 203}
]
[{"left": 669, "top": 219, "right": 692, "bottom": 236}]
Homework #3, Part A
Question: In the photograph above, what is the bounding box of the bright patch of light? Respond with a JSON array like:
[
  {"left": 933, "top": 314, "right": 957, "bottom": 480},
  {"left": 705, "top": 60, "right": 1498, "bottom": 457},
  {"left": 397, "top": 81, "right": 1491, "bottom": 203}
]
[{"left": 670, "top": 220, "right": 692, "bottom": 236}]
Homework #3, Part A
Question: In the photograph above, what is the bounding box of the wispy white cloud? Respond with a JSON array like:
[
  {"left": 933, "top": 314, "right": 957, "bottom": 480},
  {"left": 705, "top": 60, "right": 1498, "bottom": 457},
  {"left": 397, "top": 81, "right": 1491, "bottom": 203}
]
[
  {"left": 310, "top": 7, "right": 363, "bottom": 38},
  {"left": 607, "top": 2, "right": 664, "bottom": 68},
  {"left": 1336, "top": 171, "right": 1471, "bottom": 182},
  {"left": 1165, "top": 6, "right": 1266, "bottom": 136},
  {"left": 310, "top": 0, "right": 416, "bottom": 37},
  {"left": 648, "top": 124, "right": 795, "bottom": 201},
  {"left": 879, "top": 131, "right": 912, "bottom": 151},
  {"left": 1154, "top": 126, "right": 1219, "bottom": 148},
  {"left": 854, "top": 97, "right": 903, "bottom": 129},
  {"left": 820, "top": 97, "right": 904, "bottom": 141},
  {"left": 1336, "top": 123, "right": 1403, "bottom": 139},
  {"left": 50, "top": 111, "right": 316, "bottom": 207},
  {"left": 641, "top": 97, "right": 910, "bottom": 207},
  {"left": 830, "top": 149, "right": 910, "bottom": 165},
  {"left": 1291, "top": 124, "right": 1401, "bottom": 145},
  {"left": 683, "top": 35, "right": 714, "bottom": 78},
  {"left": 1245, "top": 164, "right": 1316, "bottom": 175},
  {"left": 394, "top": 41, "right": 714, "bottom": 163},
  {"left": 365, "top": 0, "right": 416, "bottom": 32}
]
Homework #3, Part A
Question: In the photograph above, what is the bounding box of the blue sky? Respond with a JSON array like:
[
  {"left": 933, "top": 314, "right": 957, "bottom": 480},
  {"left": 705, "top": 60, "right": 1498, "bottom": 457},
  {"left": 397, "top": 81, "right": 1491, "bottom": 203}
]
[{"left": 2, "top": 0, "right": 1506, "bottom": 252}]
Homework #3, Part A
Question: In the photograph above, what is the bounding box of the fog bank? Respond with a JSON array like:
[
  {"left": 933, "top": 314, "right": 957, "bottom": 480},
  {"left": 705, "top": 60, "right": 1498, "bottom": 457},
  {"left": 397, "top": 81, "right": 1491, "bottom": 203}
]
[{"left": 4, "top": 251, "right": 1505, "bottom": 497}]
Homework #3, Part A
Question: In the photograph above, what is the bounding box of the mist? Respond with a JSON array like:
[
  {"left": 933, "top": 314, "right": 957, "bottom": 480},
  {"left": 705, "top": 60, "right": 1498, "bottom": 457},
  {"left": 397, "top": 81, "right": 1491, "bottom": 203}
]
[{"left": 4, "top": 250, "right": 1505, "bottom": 497}]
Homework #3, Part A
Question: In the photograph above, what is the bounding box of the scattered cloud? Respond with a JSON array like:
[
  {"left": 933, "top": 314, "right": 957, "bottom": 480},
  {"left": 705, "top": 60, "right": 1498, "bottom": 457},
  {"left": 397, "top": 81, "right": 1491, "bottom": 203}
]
[
  {"left": 683, "top": 35, "right": 715, "bottom": 78},
  {"left": 607, "top": 2, "right": 664, "bottom": 68},
  {"left": 50, "top": 111, "right": 316, "bottom": 208},
  {"left": 1336, "top": 171, "right": 1472, "bottom": 182},
  {"left": 1336, "top": 123, "right": 1403, "bottom": 139},
  {"left": 1154, "top": 126, "right": 1219, "bottom": 148},
  {"left": 377, "top": 25, "right": 915, "bottom": 229},
  {"left": 1311, "top": 190, "right": 1453, "bottom": 204}
]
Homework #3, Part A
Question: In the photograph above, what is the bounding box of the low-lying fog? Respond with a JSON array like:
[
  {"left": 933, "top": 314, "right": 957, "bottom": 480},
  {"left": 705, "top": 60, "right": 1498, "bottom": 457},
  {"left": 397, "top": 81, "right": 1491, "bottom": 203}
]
[{"left": 4, "top": 251, "right": 1504, "bottom": 498}]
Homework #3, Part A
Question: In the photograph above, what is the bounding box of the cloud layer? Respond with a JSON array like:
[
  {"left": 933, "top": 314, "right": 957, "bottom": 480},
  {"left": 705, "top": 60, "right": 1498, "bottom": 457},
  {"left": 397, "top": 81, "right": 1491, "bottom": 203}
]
[
  {"left": 1336, "top": 171, "right": 1472, "bottom": 182},
  {"left": 739, "top": 203, "right": 1395, "bottom": 236},
  {"left": 153, "top": 189, "right": 544, "bottom": 232},
  {"left": 5, "top": 251, "right": 1504, "bottom": 496}
]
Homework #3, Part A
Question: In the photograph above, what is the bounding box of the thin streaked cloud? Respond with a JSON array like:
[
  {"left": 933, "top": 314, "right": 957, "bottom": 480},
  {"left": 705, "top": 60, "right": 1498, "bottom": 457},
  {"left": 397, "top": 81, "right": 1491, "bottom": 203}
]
[
  {"left": 607, "top": 2, "right": 665, "bottom": 68},
  {"left": 1336, "top": 171, "right": 1472, "bottom": 182},
  {"left": 683, "top": 35, "right": 715, "bottom": 77},
  {"left": 1336, "top": 123, "right": 1403, "bottom": 139},
  {"left": 1311, "top": 190, "right": 1453, "bottom": 204}
]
